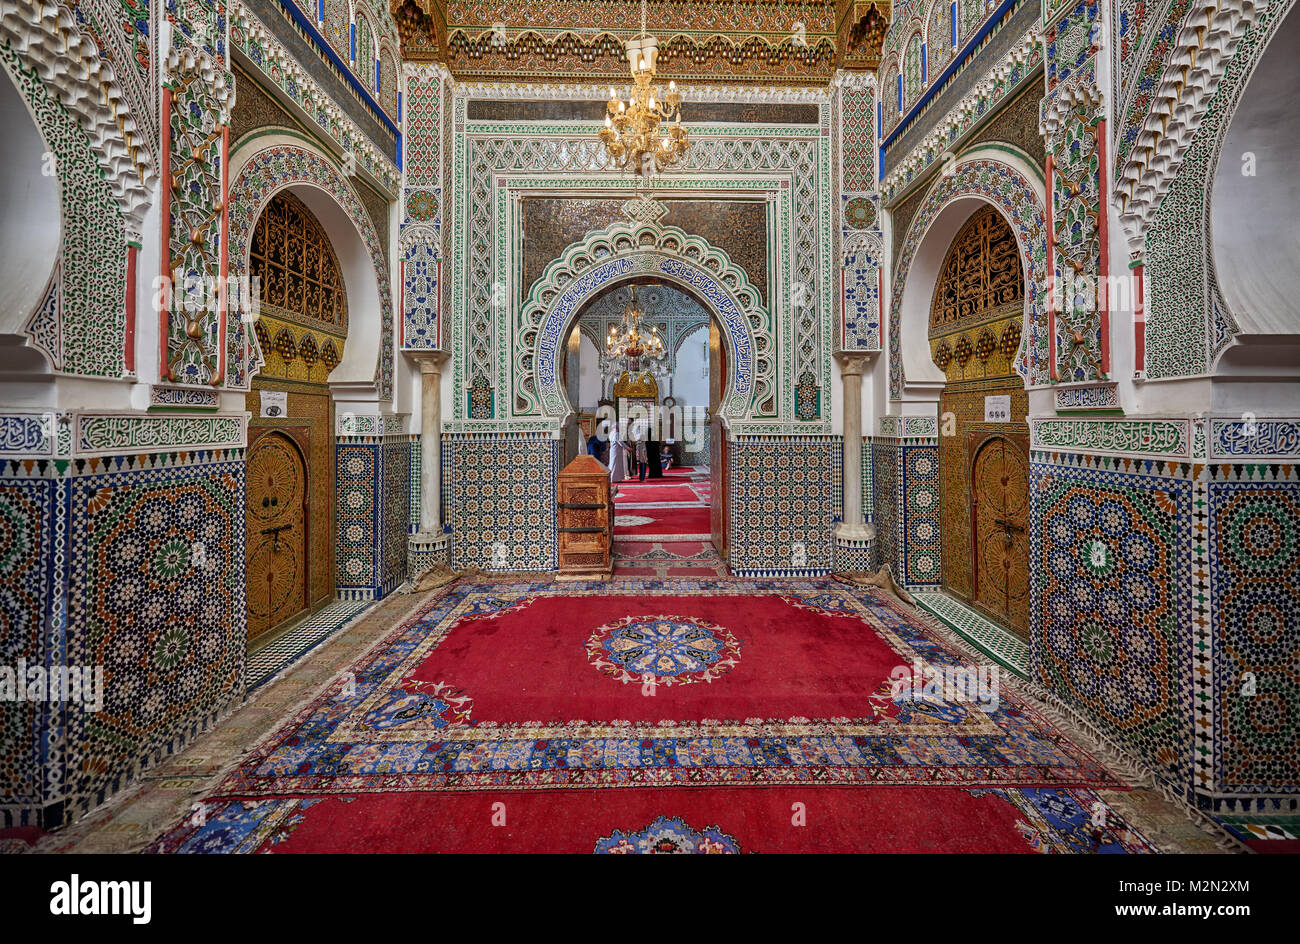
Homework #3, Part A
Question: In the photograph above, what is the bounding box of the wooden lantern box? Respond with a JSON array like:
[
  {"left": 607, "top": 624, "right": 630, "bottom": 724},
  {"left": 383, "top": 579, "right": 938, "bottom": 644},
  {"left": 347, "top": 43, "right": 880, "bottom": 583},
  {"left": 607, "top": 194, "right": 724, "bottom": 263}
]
[{"left": 556, "top": 454, "right": 613, "bottom": 579}]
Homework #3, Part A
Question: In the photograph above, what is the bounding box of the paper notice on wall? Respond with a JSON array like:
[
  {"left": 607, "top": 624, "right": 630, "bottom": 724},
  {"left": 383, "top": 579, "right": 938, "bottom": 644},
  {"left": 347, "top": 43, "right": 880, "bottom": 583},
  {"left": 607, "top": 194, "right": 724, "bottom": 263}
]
[
  {"left": 984, "top": 395, "right": 1011, "bottom": 423},
  {"left": 260, "top": 391, "right": 288, "bottom": 418}
]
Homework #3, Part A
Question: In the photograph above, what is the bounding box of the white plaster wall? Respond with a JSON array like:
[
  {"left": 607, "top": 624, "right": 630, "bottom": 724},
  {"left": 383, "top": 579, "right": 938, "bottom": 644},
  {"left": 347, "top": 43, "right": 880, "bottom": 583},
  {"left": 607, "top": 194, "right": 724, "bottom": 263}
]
[
  {"left": 1211, "top": 8, "right": 1300, "bottom": 339},
  {"left": 578, "top": 332, "right": 601, "bottom": 410},
  {"left": 671, "top": 325, "right": 710, "bottom": 406},
  {"left": 0, "top": 72, "right": 60, "bottom": 340}
]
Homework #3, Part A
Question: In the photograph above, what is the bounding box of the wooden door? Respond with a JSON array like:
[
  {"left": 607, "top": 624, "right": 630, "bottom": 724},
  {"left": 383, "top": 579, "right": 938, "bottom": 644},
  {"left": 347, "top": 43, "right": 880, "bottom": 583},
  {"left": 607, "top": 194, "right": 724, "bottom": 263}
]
[
  {"left": 971, "top": 435, "right": 1029, "bottom": 636},
  {"left": 246, "top": 431, "right": 308, "bottom": 641}
]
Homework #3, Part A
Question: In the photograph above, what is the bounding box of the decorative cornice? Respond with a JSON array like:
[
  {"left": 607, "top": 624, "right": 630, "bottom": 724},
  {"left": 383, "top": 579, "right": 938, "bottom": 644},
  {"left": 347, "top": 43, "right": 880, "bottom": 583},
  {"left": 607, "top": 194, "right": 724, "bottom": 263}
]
[
  {"left": 1114, "top": 0, "right": 1260, "bottom": 251},
  {"left": 881, "top": 28, "right": 1040, "bottom": 204},
  {"left": 1039, "top": 64, "right": 1104, "bottom": 146},
  {"left": 0, "top": 0, "right": 155, "bottom": 230},
  {"left": 232, "top": 2, "right": 401, "bottom": 194},
  {"left": 165, "top": 45, "right": 237, "bottom": 125},
  {"left": 451, "top": 80, "right": 836, "bottom": 104}
]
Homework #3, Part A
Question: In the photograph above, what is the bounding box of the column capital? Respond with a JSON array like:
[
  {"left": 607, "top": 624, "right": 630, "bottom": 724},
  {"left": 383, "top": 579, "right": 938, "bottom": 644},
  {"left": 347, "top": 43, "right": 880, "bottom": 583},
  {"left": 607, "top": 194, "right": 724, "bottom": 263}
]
[
  {"left": 834, "top": 350, "right": 878, "bottom": 376},
  {"left": 412, "top": 350, "right": 451, "bottom": 374}
]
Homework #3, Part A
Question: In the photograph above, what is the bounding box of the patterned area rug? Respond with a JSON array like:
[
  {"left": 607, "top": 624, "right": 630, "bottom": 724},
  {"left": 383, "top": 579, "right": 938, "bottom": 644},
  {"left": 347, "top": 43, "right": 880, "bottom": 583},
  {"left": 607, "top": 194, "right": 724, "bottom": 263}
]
[
  {"left": 613, "top": 484, "right": 701, "bottom": 503},
  {"left": 147, "top": 785, "right": 1157, "bottom": 854},
  {"left": 143, "top": 578, "right": 1165, "bottom": 853},
  {"left": 613, "top": 540, "right": 729, "bottom": 577}
]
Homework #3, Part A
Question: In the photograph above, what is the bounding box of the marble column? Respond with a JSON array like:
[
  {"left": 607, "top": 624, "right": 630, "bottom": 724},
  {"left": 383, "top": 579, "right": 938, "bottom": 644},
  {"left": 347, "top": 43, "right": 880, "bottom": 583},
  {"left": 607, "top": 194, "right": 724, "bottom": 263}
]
[
  {"left": 409, "top": 351, "right": 450, "bottom": 574},
  {"left": 835, "top": 351, "right": 875, "bottom": 540}
]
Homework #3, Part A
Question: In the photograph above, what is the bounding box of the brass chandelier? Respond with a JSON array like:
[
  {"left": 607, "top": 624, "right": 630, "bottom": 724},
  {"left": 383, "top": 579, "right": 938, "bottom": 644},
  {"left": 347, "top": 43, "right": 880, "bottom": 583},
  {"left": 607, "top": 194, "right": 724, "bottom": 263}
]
[
  {"left": 605, "top": 288, "right": 666, "bottom": 368},
  {"left": 598, "top": 0, "right": 690, "bottom": 177}
]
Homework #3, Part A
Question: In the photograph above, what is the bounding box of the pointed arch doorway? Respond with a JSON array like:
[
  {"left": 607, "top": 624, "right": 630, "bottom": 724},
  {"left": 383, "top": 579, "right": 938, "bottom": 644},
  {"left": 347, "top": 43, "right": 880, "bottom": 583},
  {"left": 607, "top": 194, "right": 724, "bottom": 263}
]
[
  {"left": 561, "top": 277, "right": 724, "bottom": 559},
  {"left": 929, "top": 204, "right": 1031, "bottom": 636},
  {"left": 241, "top": 189, "right": 350, "bottom": 643}
]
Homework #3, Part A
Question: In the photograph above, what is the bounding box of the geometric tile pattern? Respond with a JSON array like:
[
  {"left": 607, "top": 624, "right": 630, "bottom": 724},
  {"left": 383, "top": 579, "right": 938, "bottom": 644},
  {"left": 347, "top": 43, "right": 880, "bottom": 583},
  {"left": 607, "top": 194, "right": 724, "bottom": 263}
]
[
  {"left": 336, "top": 434, "right": 413, "bottom": 600},
  {"left": 444, "top": 433, "right": 559, "bottom": 572},
  {"left": 1207, "top": 481, "right": 1300, "bottom": 801},
  {"left": 246, "top": 599, "right": 373, "bottom": 691},
  {"left": 901, "top": 441, "right": 941, "bottom": 586},
  {"left": 336, "top": 442, "right": 379, "bottom": 593},
  {"left": 727, "top": 436, "right": 841, "bottom": 577},
  {"left": 1031, "top": 461, "right": 1190, "bottom": 789},
  {"left": 913, "top": 590, "right": 1031, "bottom": 678},
  {"left": 871, "top": 437, "right": 900, "bottom": 574}
]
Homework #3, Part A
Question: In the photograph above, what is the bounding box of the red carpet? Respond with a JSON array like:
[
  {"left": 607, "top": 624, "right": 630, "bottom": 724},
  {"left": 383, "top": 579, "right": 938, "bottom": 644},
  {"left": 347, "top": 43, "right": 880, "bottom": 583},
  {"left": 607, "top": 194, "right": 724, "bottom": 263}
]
[
  {"left": 153, "top": 785, "right": 1157, "bottom": 853},
  {"left": 614, "top": 484, "right": 701, "bottom": 503},
  {"left": 399, "top": 593, "right": 907, "bottom": 724},
  {"left": 614, "top": 507, "right": 711, "bottom": 537},
  {"left": 144, "top": 579, "right": 1156, "bottom": 853}
]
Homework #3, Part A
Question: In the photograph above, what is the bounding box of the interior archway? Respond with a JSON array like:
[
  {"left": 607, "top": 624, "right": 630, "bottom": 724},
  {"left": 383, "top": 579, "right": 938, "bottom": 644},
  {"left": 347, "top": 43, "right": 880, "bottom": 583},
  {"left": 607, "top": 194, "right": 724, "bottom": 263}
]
[
  {"left": 889, "top": 151, "right": 1048, "bottom": 400},
  {"left": 1210, "top": 6, "right": 1300, "bottom": 364},
  {"left": 227, "top": 135, "right": 392, "bottom": 398},
  {"left": 518, "top": 223, "right": 768, "bottom": 425},
  {"left": 234, "top": 172, "right": 376, "bottom": 647},
  {"left": 0, "top": 70, "right": 60, "bottom": 365},
  {"left": 561, "top": 275, "right": 726, "bottom": 564},
  {"left": 926, "top": 205, "right": 1031, "bottom": 636}
]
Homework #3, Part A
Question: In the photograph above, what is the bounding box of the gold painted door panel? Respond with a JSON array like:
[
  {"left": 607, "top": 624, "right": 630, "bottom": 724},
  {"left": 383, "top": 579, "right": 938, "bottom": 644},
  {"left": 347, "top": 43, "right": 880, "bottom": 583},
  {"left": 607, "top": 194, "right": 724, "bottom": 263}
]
[
  {"left": 246, "top": 431, "right": 307, "bottom": 641},
  {"left": 971, "top": 435, "right": 1029, "bottom": 636}
]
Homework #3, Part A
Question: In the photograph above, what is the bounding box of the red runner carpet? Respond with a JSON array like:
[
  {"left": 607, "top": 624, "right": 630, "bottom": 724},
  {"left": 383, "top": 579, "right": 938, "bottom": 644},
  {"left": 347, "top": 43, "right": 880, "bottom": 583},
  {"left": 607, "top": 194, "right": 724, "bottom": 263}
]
[
  {"left": 155, "top": 785, "right": 1156, "bottom": 853},
  {"left": 613, "top": 484, "right": 701, "bottom": 503},
  {"left": 145, "top": 579, "right": 1158, "bottom": 854},
  {"left": 614, "top": 507, "right": 711, "bottom": 537}
]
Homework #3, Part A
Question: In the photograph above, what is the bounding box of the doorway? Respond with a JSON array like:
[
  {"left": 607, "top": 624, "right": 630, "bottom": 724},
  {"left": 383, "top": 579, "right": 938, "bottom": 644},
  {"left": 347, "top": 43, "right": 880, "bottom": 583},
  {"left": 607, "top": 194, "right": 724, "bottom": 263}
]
[
  {"left": 970, "top": 434, "right": 1030, "bottom": 632},
  {"left": 560, "top": 279, "right": 727, "bottom": 574},
  {"left": 929, "top": 204, "right": 1030, "bottom": 637},
  {"left": 245, "top": 430, "right": 309, "bottom": 641}
]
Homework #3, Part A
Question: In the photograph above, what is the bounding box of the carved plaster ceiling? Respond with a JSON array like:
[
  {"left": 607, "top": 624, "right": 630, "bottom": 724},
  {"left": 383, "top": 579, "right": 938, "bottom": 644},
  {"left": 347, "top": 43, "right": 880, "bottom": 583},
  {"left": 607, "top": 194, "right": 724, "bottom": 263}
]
[{"left": 391, "top": 0, "right": 891, "bottom": 83}]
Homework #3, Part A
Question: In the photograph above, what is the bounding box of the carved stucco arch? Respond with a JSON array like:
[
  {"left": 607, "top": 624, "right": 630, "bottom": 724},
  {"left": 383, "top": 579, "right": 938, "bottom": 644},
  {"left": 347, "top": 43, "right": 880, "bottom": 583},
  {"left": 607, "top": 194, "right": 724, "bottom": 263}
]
[
  {"left": 889, "top": 149, "right": 1048, "bottom": 400},
  {"left": 0, "top": 0, "right": 157, "bottom": 232},
  {"left": 518, "top": 223, "right": 771, "bottom": 424},
  {"left": 228, "top": 134, "right": 394, "bottom": 399}
]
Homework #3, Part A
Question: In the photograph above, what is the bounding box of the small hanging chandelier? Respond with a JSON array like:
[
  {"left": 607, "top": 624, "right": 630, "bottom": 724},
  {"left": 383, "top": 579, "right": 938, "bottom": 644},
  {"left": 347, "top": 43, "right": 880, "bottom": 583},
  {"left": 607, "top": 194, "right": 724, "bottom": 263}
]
[
  {"left": 605, "top": 287, "right": 666, "bottom": 370},
  {"left": 598, "top": 0, "right": 690, "bottom": 178}
]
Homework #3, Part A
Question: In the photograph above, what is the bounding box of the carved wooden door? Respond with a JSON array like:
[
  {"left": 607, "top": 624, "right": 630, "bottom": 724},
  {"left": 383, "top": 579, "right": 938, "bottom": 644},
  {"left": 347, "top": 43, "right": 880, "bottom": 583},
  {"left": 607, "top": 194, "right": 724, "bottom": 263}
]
[
  {"left": 971, "top": 435, "right": 1029, "bottom": 636},
  {"left": 246, "top": 431, "right": 308, "bottom": 640}
]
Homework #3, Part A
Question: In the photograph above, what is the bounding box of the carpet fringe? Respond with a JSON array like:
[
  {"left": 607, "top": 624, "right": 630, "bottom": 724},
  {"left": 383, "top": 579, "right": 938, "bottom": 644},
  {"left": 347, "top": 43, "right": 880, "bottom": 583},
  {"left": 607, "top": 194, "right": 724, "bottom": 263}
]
[{"left": 892, "top": 596, "right": 1249, "bottom": 854}]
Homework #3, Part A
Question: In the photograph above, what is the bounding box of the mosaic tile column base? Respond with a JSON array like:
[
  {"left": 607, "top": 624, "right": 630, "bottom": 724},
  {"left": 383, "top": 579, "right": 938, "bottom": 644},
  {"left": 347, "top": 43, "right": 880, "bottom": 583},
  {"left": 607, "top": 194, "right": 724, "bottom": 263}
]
[
  {"left": 833, "top": 526, "right": 877, "bottom": 574},
  {"left": 408, "top": 531, "right": 451, "bottom": 580}
]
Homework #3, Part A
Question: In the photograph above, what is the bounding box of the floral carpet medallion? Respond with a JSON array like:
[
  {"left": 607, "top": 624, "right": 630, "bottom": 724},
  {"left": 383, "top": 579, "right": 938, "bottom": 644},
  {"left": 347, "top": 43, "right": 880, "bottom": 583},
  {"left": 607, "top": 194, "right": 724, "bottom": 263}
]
[
  {"left": 594, "top": 816, "right": 742, "bottom": 854},
  {"left": 196, "top": 579, "right": 1119, "bottom": 795},
  {"left": 141, "top": 578, "right": 1175, "bottom": 854},
  {"left": 587, "top": 615, "right": 742, "bottom": 685}
]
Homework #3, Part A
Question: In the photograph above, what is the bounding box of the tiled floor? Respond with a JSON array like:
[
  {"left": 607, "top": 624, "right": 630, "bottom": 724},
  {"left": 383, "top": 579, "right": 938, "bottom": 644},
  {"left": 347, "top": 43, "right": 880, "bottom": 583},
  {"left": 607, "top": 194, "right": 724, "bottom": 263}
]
[
  {"left": 912, "top": 591, "right": 1030, "bottom": 678},
  {"left": 246, "top": 599, "right": 375, "bottom": 690}
]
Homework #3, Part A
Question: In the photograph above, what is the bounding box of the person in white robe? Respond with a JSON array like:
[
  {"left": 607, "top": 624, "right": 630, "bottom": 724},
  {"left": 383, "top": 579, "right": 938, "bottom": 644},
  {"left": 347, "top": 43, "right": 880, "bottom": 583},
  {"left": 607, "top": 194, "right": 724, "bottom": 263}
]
[{"left": 607, "top": 419, "right": 627, "bottom": 484}]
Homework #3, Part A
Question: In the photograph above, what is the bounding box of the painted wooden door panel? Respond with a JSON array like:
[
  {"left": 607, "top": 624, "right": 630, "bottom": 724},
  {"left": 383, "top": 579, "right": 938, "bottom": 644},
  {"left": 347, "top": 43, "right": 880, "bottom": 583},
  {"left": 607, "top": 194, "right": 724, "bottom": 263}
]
[{"left": 246, "top": 431, "right": 308, "bottom": 640}]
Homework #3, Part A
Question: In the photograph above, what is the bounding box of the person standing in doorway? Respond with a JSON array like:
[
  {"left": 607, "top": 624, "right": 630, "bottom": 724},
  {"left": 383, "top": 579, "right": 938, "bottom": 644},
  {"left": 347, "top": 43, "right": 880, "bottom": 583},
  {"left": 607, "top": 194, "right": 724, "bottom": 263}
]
[
  {"left": 607, "top": 419, "right": 627, "bottom": 486},
  {"left": 632, "top": 420, "right": 649, "bottom": 481}
]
